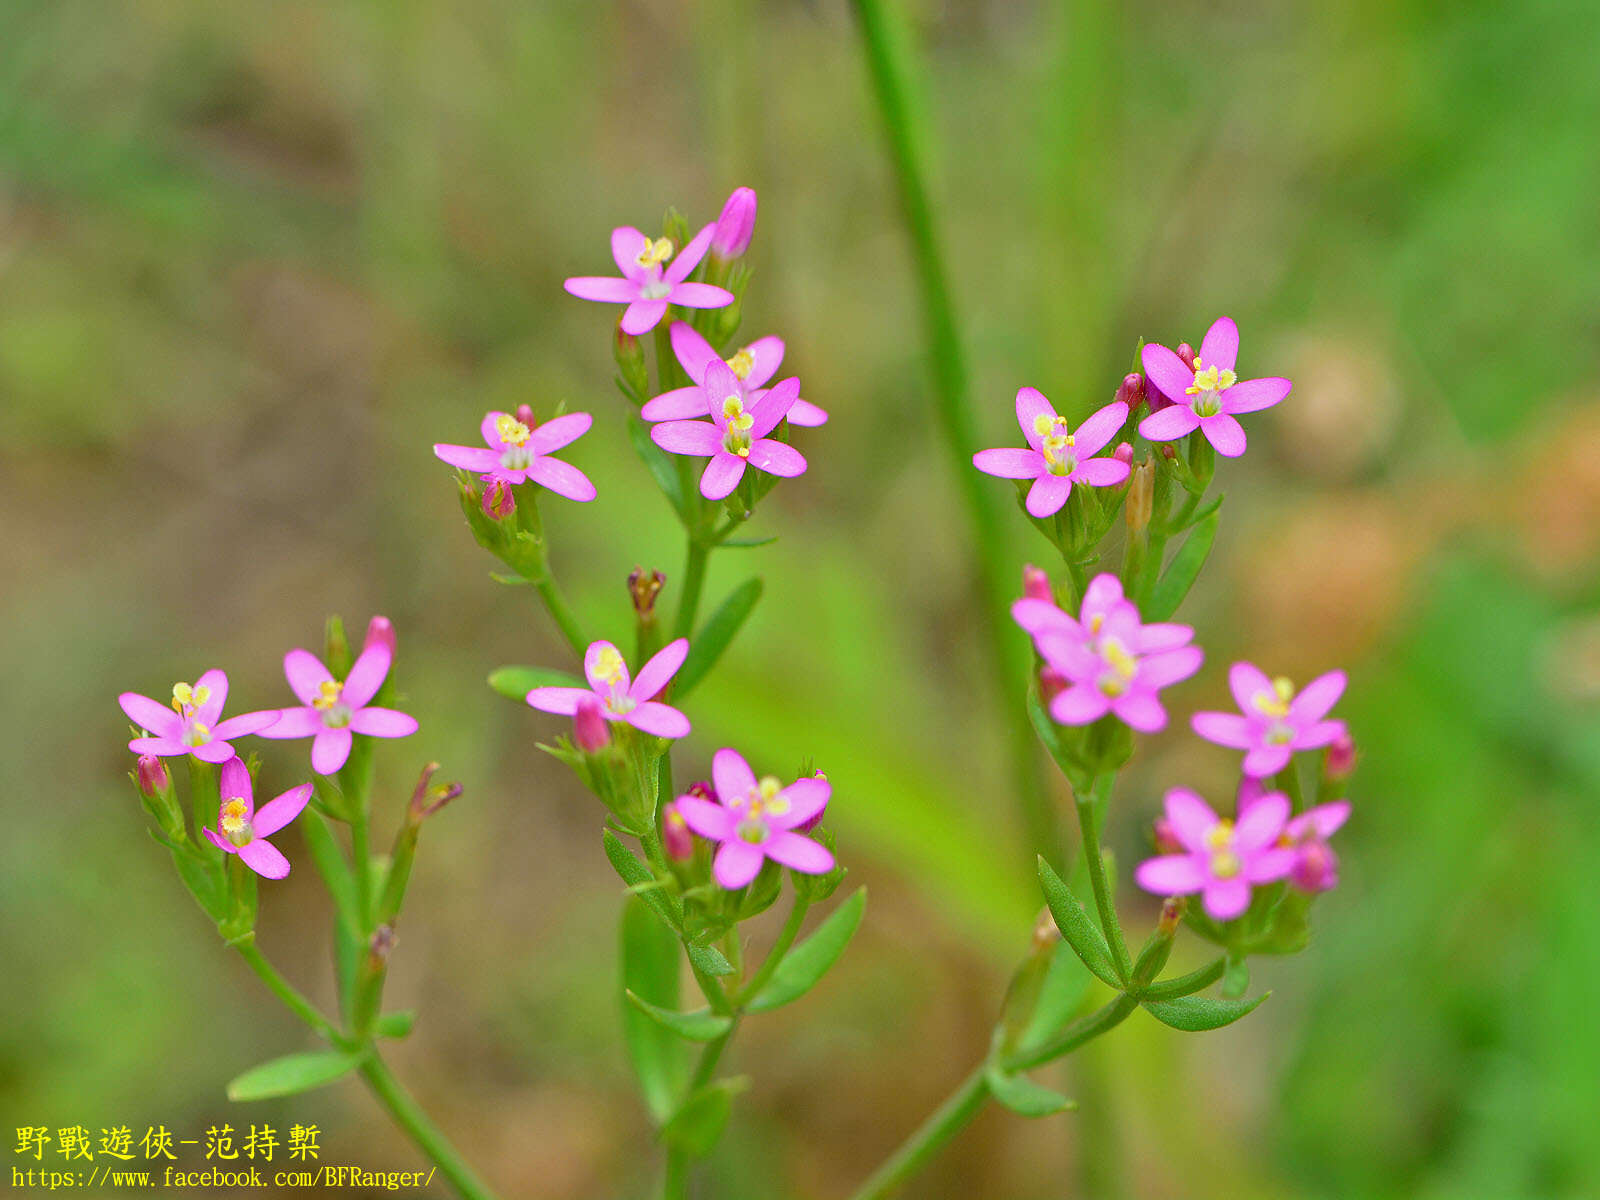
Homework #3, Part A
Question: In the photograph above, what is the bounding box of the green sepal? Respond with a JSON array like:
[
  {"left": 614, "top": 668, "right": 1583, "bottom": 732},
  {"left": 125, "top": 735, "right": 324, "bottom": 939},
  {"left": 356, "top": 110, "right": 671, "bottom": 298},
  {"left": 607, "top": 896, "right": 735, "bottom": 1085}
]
[
  {"left": 1141, "top": 990, "right": 1269, "bottom": 1032},
  {"left": 625, "top": 991, "right": 735, "bottom": 1042},
  {"left": 720, "top": 535, "right": 778, "bottom": 550},
  {"left": 225, "top": 1050, "right": 363, "bottom": 1102},
  {"left": 745, "top": 887, "right": 865, "bottom": 1013},
  {"left": 675, "top": 577, "right": 763, "bottom": 698},
  {"left": 1036, "top": 858, "right": 1121, "bottom": 987}
]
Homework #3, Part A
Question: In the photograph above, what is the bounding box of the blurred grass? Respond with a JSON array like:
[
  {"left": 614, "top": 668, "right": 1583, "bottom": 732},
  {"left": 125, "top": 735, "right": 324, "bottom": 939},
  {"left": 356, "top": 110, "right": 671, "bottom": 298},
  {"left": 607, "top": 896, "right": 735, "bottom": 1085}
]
[{"left": 2, "top": 0, "right": 1599, "bottom": 1196}]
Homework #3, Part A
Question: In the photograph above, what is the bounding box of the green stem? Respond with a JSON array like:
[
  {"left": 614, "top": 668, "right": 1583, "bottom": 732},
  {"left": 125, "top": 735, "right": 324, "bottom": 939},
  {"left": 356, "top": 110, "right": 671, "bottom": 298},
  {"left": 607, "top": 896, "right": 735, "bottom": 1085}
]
[
  {"left": 846, "top": 1067, "right": 990, "bottom": 1200},
  {"left": 359, "top": 1054, "right": 501, "bottom": 1200},
  {"left": 518, "top": 491, "right": 588, "bottom": 657},
  {"left": 1276, "top": 762, "right": 1306, "bottom": 812},
  {"left": 690, "top": 1021, "right": 738, "bottom": 1092},
  {"left": 850, "top": 0, "right": 1056, "bottom": 866},
  {"left": 735, "top": 894, "right": 811, "bottom": 1006},
  {"left": 674, "top": 536, "right": 710, "bottom": 640},
  {"left": 1076, "top": 774, "right": 1132, "bottom": 980},
  {"left": 660, "top": 1147, "right": 689, "bottom": 1200},
  {"left": 234, "top": 943, "right": 347, "bottom": 1048},
  {"left": 1004, "top": 991, "right": 1140, "bottom": 1072}
]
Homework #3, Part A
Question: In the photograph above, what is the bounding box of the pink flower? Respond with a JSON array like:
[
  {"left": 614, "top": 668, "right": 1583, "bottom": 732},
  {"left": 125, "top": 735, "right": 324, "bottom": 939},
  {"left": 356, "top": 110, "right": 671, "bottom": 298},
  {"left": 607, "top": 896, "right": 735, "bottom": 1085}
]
[
  {"left": 711, "top": 187, "right": 757, "bottom": 258},
  {"left": 433, "top": 410, "right": 596, "bottom": 503},
  {"left": 1191, "top": 663, "right": 1348, "bottom": 778},
  {"left": 563, "top": 225, "right": 734, "bottom": 335},
  {"left": 1013, "top": 573, "right": 1193, "bottom": 656},
  {"left": 972, "top": 389, "right": 1131, "bottom": 518},
  {"left": 673, "top": 749, "right": 834, "bottom": 888},
  {"left": 525, "top": 639, "right": 691, "bottom": 740},
  {"left": 573, "top": 697, "right": 610, "bottom": 752},
  {"left": 1134, "top": 788, "right": 1297, "bottom": 919},
  {"left": 650, "top": 360, "right": 807, "bottom": 500},
  {"left": 202, "top": 757, "right": 313, "bottom": 880},
  {"left": 119, "top": 671, "right": 277, "bottom": 764},
  {"left": 641, "top": 321, "right": 828, "bottom": 428},
  {"left": 1238, "top": 777, "right": 1349, "bottom": 894},
  {"left": 259, "top": 633, "right": 419, "bottom": 775},
  {"left": 1137, "top": 317, "right": 1291, "bottom": 457}
]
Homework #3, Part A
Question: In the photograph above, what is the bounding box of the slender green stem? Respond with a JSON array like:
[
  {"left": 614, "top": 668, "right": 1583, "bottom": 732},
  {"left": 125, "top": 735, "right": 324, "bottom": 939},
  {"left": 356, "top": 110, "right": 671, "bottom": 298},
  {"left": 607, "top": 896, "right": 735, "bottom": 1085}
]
[
  {"left": 359, "top": 1055, "right": 501, "bottom": 1200},
  {"left": 1076, "top": 775, "right": 1132, "bottom": 980},
  {"left": 533, "top": 575, "right": 588, "bottom": 657},
  {"left": 1276, "top": 762, "right": 1306, "bottom": 812},
  {"left": 674, "top": 536, "right": 710, "bottom": 639},
  {"left": 850, "top": 0, "right": 1056, "bottom": 865},
  {"left": 846, "top": 1068, "right": 990, "bottom": 1200},
  {"left": 350, "top": 814, "right": 372, "bottom": 933},
  {"left": 234, "top": 943, "right": 347, "bottom": 1047},
  {"left": 660, "top": 1146, "right": 689, "bottom": 1200},
  {"left": 735, "top": 894, "right": 811, "bottom": 1006},
  {"left": 1004, "top": 992, "right": 1139, "bottom": 1072},
  {"left": 690, "top": 1021, "right": 738, "bottom": 1092}
]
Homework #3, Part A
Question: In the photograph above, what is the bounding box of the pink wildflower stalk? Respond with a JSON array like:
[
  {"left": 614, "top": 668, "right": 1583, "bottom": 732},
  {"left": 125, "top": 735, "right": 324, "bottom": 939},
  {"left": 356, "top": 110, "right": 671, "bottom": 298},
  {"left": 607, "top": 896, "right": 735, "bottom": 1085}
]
[
  {"left": 641, "top": 321, "right": 828, "bottom": 427},
  {"left": 259, "top": 631, "right": 419, "bottom": 775},
  {"left": 1191, "top": 663, "right": 1348, "bottom": 777},
  {"left": 525, "top": 639, "right": 691, "bottom": 740},
  {"left": 433, "top": 410, "right": 596, "bottom": 503},
  {"left": 650, "top": 360, "right": 806, "bottom": 500},
  {"left": 202, "top": 757, "right": 313, "bottom": 880},
  {"left": 1138, "top": 317, "right": 1291, "bottom": 457},
  {"left": 563, "top": 225, "right": 733, "bottom": 335},
  {"left": 673, "top": 749, "right": 834, "bottom": 888},
  {"left": 972, "top": 388, "right": 1131, "bottom": 518},
  {"left": 1134, "top": 788, "right": 1297, "bottom": 919},
  {"left": 119, "top": 671, "right": 277, "bottom": 764}
]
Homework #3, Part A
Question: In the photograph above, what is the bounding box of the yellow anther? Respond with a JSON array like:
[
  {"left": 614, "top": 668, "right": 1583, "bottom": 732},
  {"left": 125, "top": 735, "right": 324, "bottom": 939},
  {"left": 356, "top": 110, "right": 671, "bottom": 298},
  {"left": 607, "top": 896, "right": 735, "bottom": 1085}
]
[
  {"left": 1185, "top": 359, "right": 1238, "bottom": 396},
  {"left": 721, "top": 395, "right": 754, "bottom": 431},
  {"left": 495, "top": 413, "right": 532, "bottom": 447},
  {"left": 1209, "top": 849, "right": 1242, "bottom": 879},
  {"left": 219, "top": 798, "right": 250, "bottom": 836},
  {"left": 171, "top": 682, "right": 211, "bottom": 715},
  {"left": 1203, "top": 821, "right": 1234, "bottom": 851},
  {"left": 312, "top": 679, "right": 344, "bottom": 712},
  {"left": 593, "top": 646, "right": 627, "bottom": 686},
  {"left": 635, "top": 237, "right": 674, "bottom": 268},
  {"left": 758, "top": 777, "right": 781, "bottom": 801},
  {"left": 1088, "top": 614, "right": 1104, "bottom": 634},
  {"left": 727, "top": 348, "right": 756, "bottom": 379},
  {"left": 1103, "top": 640, "right": 1138, "bottom": 679},
  {"left": 1253, "top": 677, "right": 1295, "bottom": 719}
]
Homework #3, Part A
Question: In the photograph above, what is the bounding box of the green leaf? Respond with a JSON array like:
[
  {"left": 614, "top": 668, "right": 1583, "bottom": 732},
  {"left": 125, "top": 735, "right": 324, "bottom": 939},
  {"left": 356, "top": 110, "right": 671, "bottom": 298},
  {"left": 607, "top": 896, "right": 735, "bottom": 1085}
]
[
  {"left": 1016, "top": 941, "right": 1094, "bottom": 1056},
  {"left": 686, "top": 942, "right": 735, "bottom": 978},
  {"left": 488, "top": 665, "right": 585, "bottom": 703},
  {"left": 226, "top": 1051, "right": 362, "bottom": 1102},
  {"left": 1138, "top": 957, "right": 1225, "bottom": 1000},
  {"left": 375, "top": 1010, "right": 416, "bottom": 1039},
  {"left": 1036, "top": 858, "right": 1120, "bottom": 988},
  {"left": 659, "top": 1078, "right": 748, "bottom": 1157},
  {"left": 1221, "top": 955, "right": 1250, "bottom": 1000},
  {"left": 721, "top": 535, "right": 778, "bottom": 549},
  {"left": 620, "top": 898, "right": 689, "bottom": 1123},
  {"left": 625, "top": 991, "right": 735, "bottom": 1042},
  {"left": 675, "top": 577, "right": 764, "bottom": 698},
  {"left": 628, "top": 414, "right": 687, "bottom": 519},
  {"left": 1145, "top": 508, "right": 1219, "bottom": 622},
  {"left": 985, "top": 1062, "right": 1077, "bottom": 1117},
  {"left": 1141, "top": 991, "right": 1269, "bottom": 1032},
  {"left": 488, "top": 571, "right": 531, "bottom": 586},
  {"left": 746, "top": 888, "right": 866, "bottom": 1013},
  {"left": 602, "top": 830, "right": 681, "bottom": 933}
]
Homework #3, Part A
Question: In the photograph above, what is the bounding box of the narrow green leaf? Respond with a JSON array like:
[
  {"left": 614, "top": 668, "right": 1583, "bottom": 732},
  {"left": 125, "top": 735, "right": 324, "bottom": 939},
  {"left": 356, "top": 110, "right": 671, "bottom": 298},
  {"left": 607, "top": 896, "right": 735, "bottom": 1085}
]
[
  {"left": 1141, "top": 990, "right": 1269, "bottom": 1032},
  {"left": 1221, "top": 955, "right": 1250, "bottom": 1000},
  {"left": 602, "top": 830, "right": 681, "bottom": 933},
  {"left": 488, "top": 665, "right": 585, "bottom": 703},
  {"left": 1138, "top": 957, "right": 1225, "bottom": 1000},
  {"left": 625, "top": 991, "right": 735, "bottom": 1042},
  {"left": 687, "top": 942, "right": 735, "bottom": 977},
  {"left": 488, "top": 571, "right": 531, "bottom": 586},
  {"left": 1036, "top": 858, "right": 1120, "bottom": 988},
  {"left": 984, "top": 1063, "right": 1076, "bottom": 1117},
  {"left": 721, "top": 535, "right": 779, "bottom": 550},
  {"left": 621, "top": 898, "right": 689, "bottom": 1123},
  {"left": 659, "top": 1078, "right": 748, "bottom": 1157},
  {"left": 226, "top": 1051, "right": 361, "bottom": 1102},
  {"left": 374, "top": 1010, "right": 416, "bottom": 1039},
  {"left": 1016, "top": 941, "right": 1094, "bottom": 1056},
  {"left": 675, "top": 577, "right": 764, "bottom": 698},
  {"left": 746, "top": 888, "right": 866, "bottom": 1013},
  {"left": 1145, "top": 509, "right": 1220, "bottom": 622},
  {"left": 628, "top": 414, "right": 687, "bottom": 518}
]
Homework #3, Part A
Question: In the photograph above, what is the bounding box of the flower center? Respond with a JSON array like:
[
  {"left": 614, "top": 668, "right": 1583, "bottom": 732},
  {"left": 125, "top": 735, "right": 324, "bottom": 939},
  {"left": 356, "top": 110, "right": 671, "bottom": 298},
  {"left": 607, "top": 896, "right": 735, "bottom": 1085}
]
[
  {"left": 500, "top": 445, "right": 533, "bottom": 471},
  {"left": 1252, "top": 676, "right": 1295, "bottom": 719},
  {"left": 635, "top": 237, "right": 674, "bottom": 269},
  {"left": 1185, "top": 357, "right": 1237, "bottom": 418},
  {"left": 313, "top": 679, "right": 352, "bottom": 727},
  {"left": 219, "top": 797, "right": 253, "bottom": 846},
  {"left": 1096, "top": 638, "right": 1139, "bottom": 697},
  {"left": 182, "top": 721, "right": 212, "bottom": 747},
  {"left": 721, "top": 394, "right": 754, "bottom": 457},
  {"left": 1042, "top": 434, "right": 1077, "bottom": 476},
  {"left": 171, "top": 681, "right": 211, "bottom": 716},
  {"left": 1204, "top": 821, "right": 1241, "bottom": 878},
  {"left": 737, "top": 815, "right": 769, "bottom": 844},
  {"left": 593, "top": 646, "right": 627, "bottom": 687},
  {"left": 726, "top": 348, "right": 755, "bottom": 379},
  {"left": 495, "top": 414, "right": 532, "bottom": 448}
]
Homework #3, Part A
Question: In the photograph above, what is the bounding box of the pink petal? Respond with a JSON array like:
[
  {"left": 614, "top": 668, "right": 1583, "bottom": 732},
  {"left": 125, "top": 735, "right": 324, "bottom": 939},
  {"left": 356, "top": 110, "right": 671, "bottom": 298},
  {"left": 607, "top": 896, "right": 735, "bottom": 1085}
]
[
  {"left": 252, "top": 783, "right": 313, "bottom": 838},
  {"left": 750, "top": 376, "right": 800, "bottom": 437},
  {"left": 764, "top": 832, "right": 834, "bottom": 874},
  {"left": 1294, "top": 719, "right": 1346, "bottom": 750},
  {"left": 203, "top": 827, "right": 238, "bottom": 856},
  {"left": 564, "top": 276, "right": 639, "bottom": 303},
  {"left": 1135, "top": 854, "right": 1206, "bottom": 895},
  {"left": 349, "top": 707, "right": 418, "bottom": 738},
  {"left": 675, "top": 795, "right": 738, "bottom": 841},
  {"left": 528, "top": 412, "right": 592, "bottom": 455},
  {"left": 1199, "top": 413, "right": 1247, "bottom": 458},
  {"left": 771, "top": 776, "right": 829, "bottom": 830},
  {"left": 128, "top": 736, "right": 185, "bottom": 757},
  {"left": 284, "top": 649, "right": 334, "bottom": 707},
  {"left": 703, "top": 358, "right": 741, "bottom": 417},
  {"left": 787, "top": 398, "right": 828, "bottom": 427},
  {"left": 481, "top": 410, "right": 511, "bottom": 450},
  {"left": 640, "top": 386, "right": 709, "bottom": 422},
  {"left": 669, "top": 320, "right": 718, "bottom": 382},
  {"left": 192, "top": 739, "right": 239, "bottom": 764},
  {"left": 1049, "top": 684, "right": 1109, "bottom": 725},
  {"left": 1112, "top": 691, "right": 1167, "bottom": 732},
  {"left": 1228, "top": 662, "right": 1275, "bottom": 712},
  {"left": 627, "top": 702, "right": 690, "bottom": 739},
  {"left": 212, "top": 710, "right": 279, "bottom": 740},
  {"left": 1243, "top": 847, "right": 1297, "bottom": 884},
  {"left": 1191, "top": 711, "right": 1255, "bottom": 749},
  {"left": 1026, "top": 474, "right": 1072, "bottom": 518},
  {"left": 1081, "top": 574, "right": 1124, "bottom": 615},
  {"left": 712, "top": 748, "right": 756, "bottom": 805},
  {"left": 1202, "top": 877, "right": 1251, "bottom": 920},
  {"left": 1073, "top": 457, "right": 1130, "bottom": 487},
  {"left": 584, "top": 641, "right": 630, "bottom": 694},
  {"left": 621, "top": 299, "right": 669, "bottom": 335},
  {"left": 1011, "top": 597, "right": 1072, "bottom": 637},
  {"left": 1288, "top": 801, "right": 1351, "bottom": 841},
  {"left": 1242, "top": 744, "right": 1292, "bottom": 778},
  {"left": 1132, "top": 622, "right": 1194, "bottom": 653},
  {"left": 118, "top": 692, "right": 181, "bottom": 739},
  {"left": 652, "top": 420, "right": 723, "bottom": 457},
  {"left": 193, "top": 670, "right": 229, "bottom": 725},
  {"left": 1222, "top": 376, "right": 1291, "bottom": 414},
  {"left": 667, "top": 282, "right": 734, "bottom": 309},
  {"left": 258, "top": 706, "right": 322, "bottom": 738},
  {"left": 528, "top": 456, "right": 597, "bottom": 502},
  {"left": 610, "top": 226, "right": 651, "bottom": 278},
  {"left": 343, "top": 642, "right": 392, "bottom": 708},
  {"left": 973, "top": 447, "right": 1043, "bottom": 479},
  {"left": 664, "top": 223, "right": 716, "bottom": 284},
  {"left": 1137, "top": 646, "right": 1203, "bottom": 688},
  {"left": 1139, "top": 403, "right": 1202, "bottom": 442},
  {"left": 713, "top": 840, "right": 764, "bottom": 889},
  {"left": 239, "top": 837, "right": 291, "bottom": 880},
  {"left": 1164, "top": 789, "right": 1220, "bottom": 853},
  {"left": 1233, "top": 791, "right": 1289, "bottom": 853},
  {"left": 748, "top": 440, "right": 805, "bottom": 478},
  {"left": 742, "top": 336, "right": 785, "bottom": 387},
  {"left": 700, "top": 453, "right": 746, "bottom": 500},
  {"left": 1015, "top": 386, "right": 1056, "bottom": 450},
  {"left": 1199, "top": 316, "right": 1239, "bottom": 374},
  {"left": 630, "top": 638, "right": 688, "bottom": 702},
  {"left": 311, "top": 728, "right": 353, "bottom": 775},
  {"left": 1073, "top": 400, "right": 1129, "bottom": 456},
  {"left": 1290, "top": 670, "right": 1347, "bottom": 724},
  {"left": 433, "top": 443, "right": 500, "bottom": 472},
  {"left": 219, "top": 757, "right": 254, "bottom": 811},
  {"left": 1141, "top": 344, "right": 1196, "bottom": 407},
  {"left": 525, "top": 686, "right": 594, "bottom": 716}
]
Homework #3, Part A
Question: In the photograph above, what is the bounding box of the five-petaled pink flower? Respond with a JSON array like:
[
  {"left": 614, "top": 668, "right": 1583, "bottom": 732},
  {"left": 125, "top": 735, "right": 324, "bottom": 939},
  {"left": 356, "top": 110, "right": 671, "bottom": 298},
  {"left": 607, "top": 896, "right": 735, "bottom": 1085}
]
[
  {"left": 260, "top": 627, "right": 419, "bottom": 775},
  {"left": 525, "top": 638, "right": 691, "bottom": 740},
  {"left": 119, "top": 670, "right": 277, "bottom": 764},
  {"left": 673, "top": 749, "right": 834, "bottom": 888},
  {"left": 563, "top": 225, "right": 733, "bottom": 335},
  {"left": 1191, "top": 662, "right": 1348, "bottom": 777},
  {"left": 202, "top": 757, "right": 313, "bottom": 880},
  {"left": 433, "top": 410, "right": 596, "bottom": 503},
  {"left": 973, "top": 389, "right": 1131, "bottom": 517},
  {"left": 1134, "top": 788, "right": 1297, "bottom": 919},
  {"left": 650, "top": 359, "right": 807, "bottom": 500},
  {"left": 641, "top": 321, "right": 828, "bottom": 428},
  {"left": 1138, "top": 317, "right": 1291, "bottom": 457},
  {"left": 1028, "top": 574, "right": 1202, "bottom": 733},
  {"left": 1237, "top": 778, "right": 1350, "bottom": 894}
]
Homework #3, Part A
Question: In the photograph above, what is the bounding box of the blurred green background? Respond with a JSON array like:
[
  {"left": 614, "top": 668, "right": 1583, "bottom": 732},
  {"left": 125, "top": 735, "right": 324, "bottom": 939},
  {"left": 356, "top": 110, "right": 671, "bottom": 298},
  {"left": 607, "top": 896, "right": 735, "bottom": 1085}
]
[{"left": 4, "top": 0, "right": 1599, "bottom": 1196}]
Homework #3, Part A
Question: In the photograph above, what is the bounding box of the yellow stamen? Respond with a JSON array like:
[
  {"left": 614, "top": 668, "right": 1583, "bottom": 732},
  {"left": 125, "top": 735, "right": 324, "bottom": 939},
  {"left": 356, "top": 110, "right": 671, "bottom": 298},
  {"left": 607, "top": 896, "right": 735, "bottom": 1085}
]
[
  {"left": 170, "top": 682, "right": 211, "bottom": 715},
  {"left": 721, "top": 395, "right": 754, "bottom": 431},
  {"left": 593, "top": 646, "right": 627, "bottom": 687},
  {"left": 1209, "top": 849, "right": 1242, "bottom": 878},
  {"left": 1203, "top": 820, "right": 1234, "bottom": 851},
  {"left": 495, "top": 413, "right": 532, "bottom": 447},
  {"left": 1103, "top": 640, "right": 1138, "bottom": 679},
  {"left": 312, "top": 679, "right": 344, "bottom": 712},
  {"left": 219, "top": 798, "right": 250, "bottom": 836},
  {"left": 1252, "top": 676, "right": 1295, "bottom": 719},
  {"left": 1185, "top": 358, "right": 1238, "bottom": 396},
  {"left": 727, "top": 348, "right": 756, "bottom": 379},
  {"left": 635, "top": 237, "right": 674, "bottom": 268}
]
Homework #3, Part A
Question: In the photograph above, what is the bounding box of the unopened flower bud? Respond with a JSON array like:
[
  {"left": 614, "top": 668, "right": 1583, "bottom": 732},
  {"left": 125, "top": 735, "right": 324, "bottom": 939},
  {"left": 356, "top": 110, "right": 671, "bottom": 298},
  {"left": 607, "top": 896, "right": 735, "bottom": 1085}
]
[
  {"left": 1153, "top": 816, "right": 1182, "bottom": 855},
  {"left": 1113, "top": 442, "right": 1134, "bottom": 465},
  {"left": 573, "top": 698, "right": 610, "bottom": 753},
  {"left": 1126, "top": 458, "right": 1154, "bottom": 533},
  {"left": 1325, "top": 732, "right": 1357, "bottom": 780},
  {"left": 1159, "top": 442, "right": 1177, "bottom": 460},
  {"left": 1157, "top": 896, "right": 1184, "bottom": 934},
  {"left": 408, "top": 762, "right": 463, "bottom": 823},
  {"left": 1115, "top": 372, "right": 1146, "bottom": 412},
  {"left": 662, "top": 207, "right": 691, "bottom": 253},
  {"left": 629, "top": 567, "right": 665, "bottom": 618},
  {"left": 364, "top": 614, "right": 396, "bottom": 657},
  {"left": 797, "top": 770, "right": 829, "bottom": 832},
  {"left": 1290, "top": 840, "right": 1339, "bottom": 893},
  {"left": 661, "top": 800, "right": 694, "bottom": 861},
  {"left": 324, "top": 614, "right": 352, "bottom": 677},
  {"left": 482, "top": 477, "right": 515, "bottom": 521},
  {"left": 711, "top": 187, "right": 758, "bottom": 258},
  {"left": 1021, "top": 564, "right": 1052, "bottom": 603},
  {"left": 136, "top": 754, "right": 170, "bottom": 798},
  {"left": 1175, "top": 342, "right": 1196, "bottom": 370},
  {"left": 1039, "top": 665, "right": 1068, "bottom": 705},
  {"left": 686, "top": 780, "right": 717, "bottom": 804},
  {"left": 514, "top": 404, "right": 536, "bottom": 430}
]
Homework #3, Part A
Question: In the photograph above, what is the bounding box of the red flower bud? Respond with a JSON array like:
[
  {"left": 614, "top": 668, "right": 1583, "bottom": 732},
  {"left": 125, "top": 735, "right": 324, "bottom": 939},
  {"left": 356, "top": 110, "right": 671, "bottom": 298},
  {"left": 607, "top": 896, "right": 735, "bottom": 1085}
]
[
  {"left": 711, "top": 187, "right": 757, "bottom": 258},
  {"left": 1021, "top": 564, "right": 1052, "bottom": 603},
  {"left": 1115, "top": 372, "right": 1146, "bottom": 412},
  {"left": 136, "top": 754, "right": 170, "bottom": 798},
  {"left": 1039, "top": 665, "right": 1068, "bottom": 705},
  {"left": 1325, "top": 732, "right": 1357, "bottom": 780},
  {"left": 364, "top": 614, "right": 396, "bottom": 657},
  {"left": 482, "top": 477, "right": 515, "bottom": 521},
  {"left": 573, "top": 698, "right": 610, "bottom": 753},
  {"left": 1113, "top": 441, "right": 1134, "bottom": 465}
]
